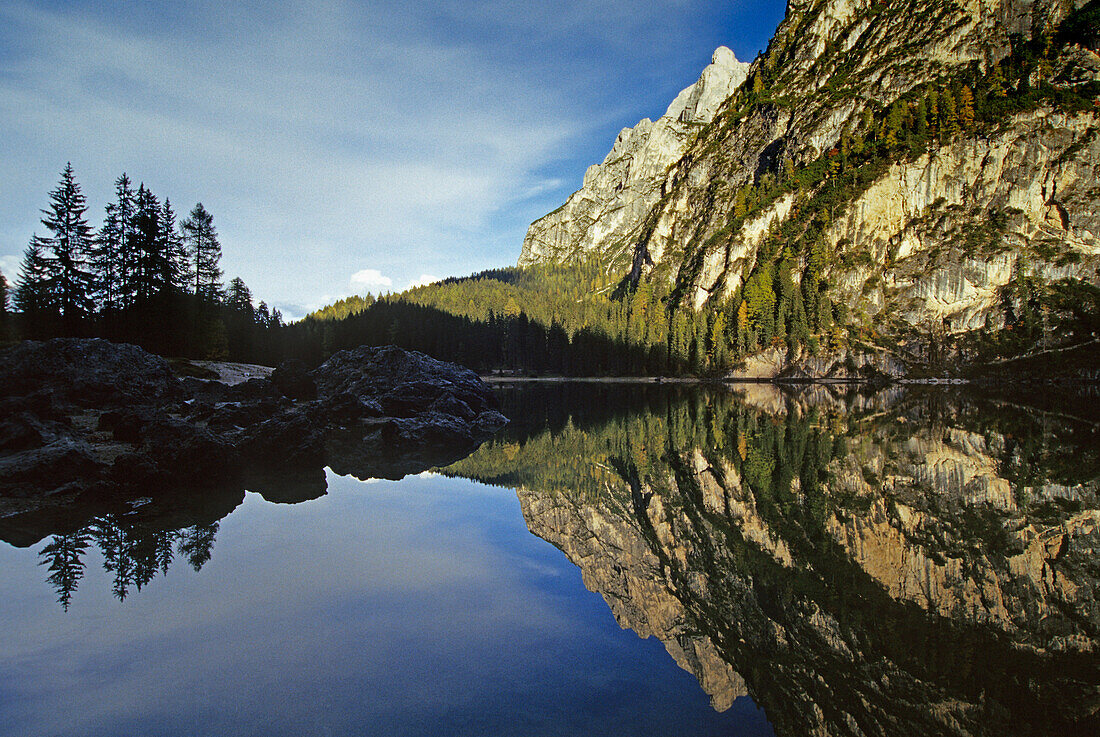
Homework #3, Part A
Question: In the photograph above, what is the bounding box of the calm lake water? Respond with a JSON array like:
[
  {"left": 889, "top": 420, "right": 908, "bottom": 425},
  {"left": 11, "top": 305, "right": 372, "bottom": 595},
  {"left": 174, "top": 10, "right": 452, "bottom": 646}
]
[{"left": 2, "top": 383, "right": 1098, "bottom": 736}]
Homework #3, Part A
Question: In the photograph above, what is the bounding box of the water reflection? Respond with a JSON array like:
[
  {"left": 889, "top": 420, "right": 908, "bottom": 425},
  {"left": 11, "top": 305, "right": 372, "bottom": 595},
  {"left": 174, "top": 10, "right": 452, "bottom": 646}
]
[
  {"left": 446, "top": 383, "right": 1100, "bottom": 736},
  {"left": 38, "top": 518, "right": 219, "bottom": 608}
]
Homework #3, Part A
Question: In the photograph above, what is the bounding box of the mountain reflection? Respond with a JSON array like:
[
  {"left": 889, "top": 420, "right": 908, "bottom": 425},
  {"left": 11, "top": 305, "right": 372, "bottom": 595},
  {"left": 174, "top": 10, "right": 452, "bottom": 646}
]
[{"left": 445, "top": 383, "right": 1100, "bottom": 737}]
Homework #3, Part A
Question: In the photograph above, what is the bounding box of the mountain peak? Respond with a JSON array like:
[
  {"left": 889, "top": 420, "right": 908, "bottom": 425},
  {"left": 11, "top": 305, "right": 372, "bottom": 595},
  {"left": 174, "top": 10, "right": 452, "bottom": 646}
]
[{"left": 711, "top": 45, "right": 739, "bottom": 67}]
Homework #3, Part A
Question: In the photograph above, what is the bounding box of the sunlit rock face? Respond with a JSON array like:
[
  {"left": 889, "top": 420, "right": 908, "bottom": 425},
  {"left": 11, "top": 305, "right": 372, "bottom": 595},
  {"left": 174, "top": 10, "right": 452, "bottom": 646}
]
[
  {"left": 447, "top": 384, "right": 1100, "bottom": 736},
  {"left": 521, "top": 0, "right": 1099, "bottom": 374},
  {"left": 519, "top": 47, "right": 750, "bottom": 267}
]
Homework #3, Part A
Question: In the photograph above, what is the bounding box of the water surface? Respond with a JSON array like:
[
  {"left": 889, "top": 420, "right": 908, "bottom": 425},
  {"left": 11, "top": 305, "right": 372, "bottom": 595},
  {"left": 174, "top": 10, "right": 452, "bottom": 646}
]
[{"left": 3, "top": 382, "right": 1099, "bottom": 736}]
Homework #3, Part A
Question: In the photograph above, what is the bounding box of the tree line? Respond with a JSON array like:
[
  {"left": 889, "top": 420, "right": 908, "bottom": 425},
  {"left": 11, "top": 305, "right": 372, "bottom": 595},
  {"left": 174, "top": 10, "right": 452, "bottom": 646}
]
[{"left": 1, "top": 164, "right": 283, "bottom": 362}]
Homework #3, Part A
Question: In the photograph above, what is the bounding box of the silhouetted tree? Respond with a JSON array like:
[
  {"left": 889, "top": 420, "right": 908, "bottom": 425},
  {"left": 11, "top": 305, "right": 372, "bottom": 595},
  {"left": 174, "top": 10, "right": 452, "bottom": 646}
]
[
  {"left": 14, "top": 238, "right": 54, "bottom": 338},
  {"left": 39, "top": 163, "right": 96, "bottom": 333},
  {"left": 92, "top": 174, "right": 134, "bottom": 311},
  {"left": 39, "top": 531, "right": 90, "bottom": 611},
  {"left": 178, "top": 523, "right": 218, "bottom": 571},
  {"left": 182, "top": 202, "right": 222, "bottom": 301}
]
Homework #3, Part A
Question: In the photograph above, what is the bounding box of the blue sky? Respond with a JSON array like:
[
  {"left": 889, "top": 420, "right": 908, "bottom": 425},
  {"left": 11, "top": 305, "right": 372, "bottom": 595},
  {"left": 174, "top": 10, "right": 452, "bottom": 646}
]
[{"left": 0, "top": 0, "right": 785, "bottom": 319}]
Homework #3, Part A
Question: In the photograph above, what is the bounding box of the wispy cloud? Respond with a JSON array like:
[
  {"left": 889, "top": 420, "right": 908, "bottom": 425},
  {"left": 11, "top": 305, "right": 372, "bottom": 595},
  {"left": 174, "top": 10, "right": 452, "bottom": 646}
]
[{"left": 0, "top": 0, "right": 784, "bottom": 311}]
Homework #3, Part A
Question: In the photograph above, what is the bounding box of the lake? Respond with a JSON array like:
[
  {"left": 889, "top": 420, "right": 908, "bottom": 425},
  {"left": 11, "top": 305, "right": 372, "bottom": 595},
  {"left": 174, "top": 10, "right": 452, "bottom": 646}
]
[{"left": 2, "top": 382, "right": 1097, "bottom": 736}]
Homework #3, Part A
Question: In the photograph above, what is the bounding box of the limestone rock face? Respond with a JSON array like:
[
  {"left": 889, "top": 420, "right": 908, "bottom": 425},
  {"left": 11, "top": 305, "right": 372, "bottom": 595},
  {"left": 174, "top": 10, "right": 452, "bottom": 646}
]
[
  {"left": 519, "top": 0, "right": 1098, "bottom": 376},
  {"left": 519, "top": 47, "right": 749, "bottom": 266}
]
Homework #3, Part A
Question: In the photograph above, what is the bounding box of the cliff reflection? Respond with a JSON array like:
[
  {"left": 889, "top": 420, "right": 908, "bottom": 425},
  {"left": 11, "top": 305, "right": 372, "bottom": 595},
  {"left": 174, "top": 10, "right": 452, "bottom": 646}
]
[{"left": 446, "top": 383, "right": 1100, "bottom": 737}]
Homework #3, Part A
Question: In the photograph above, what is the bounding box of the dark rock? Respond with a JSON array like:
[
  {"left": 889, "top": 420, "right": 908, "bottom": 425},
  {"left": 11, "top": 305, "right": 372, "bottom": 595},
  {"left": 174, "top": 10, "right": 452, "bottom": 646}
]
[
  {"left": 206, "top": 398, "right": 285, "bottom": 434},
  {"left": 1, "top": 339, "right": 506, "bottom": 541},
  {"left": 272, "top": 359, "right": 317, "bottom": 400},
  {"left": 237, "top": 408, "right": 328, "bottom": 471},
  {"left": 0, "top": 338, "right": 178, "bottom": 408},
  {"left": 312, "top": 345, "right": 498, "bottom": 414},
  {"left": 224, "top": 377, "right": 280, "bottom": 403},
  {"left": 98, "top": 407, "right": 158, "bottom": 443},
  {"left": 139, "top": 418, "right": 241, "bottom": 489},
  {"left": 0, "top": 439, "right": 101, "bottom": 498},
  {"left": 430, "top": 393, "right": 476, "bottom": 422}
]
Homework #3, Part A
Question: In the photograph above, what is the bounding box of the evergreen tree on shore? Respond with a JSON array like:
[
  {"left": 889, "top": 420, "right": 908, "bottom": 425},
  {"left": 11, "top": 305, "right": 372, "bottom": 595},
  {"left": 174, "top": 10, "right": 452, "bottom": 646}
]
[
  {"left": 14, "top": 239, "right": 54, "bottom": 339},
  {"left": 92, "top": 174, "right": 135, "bottom": 311},
  {"left": 0, "top": 268, "right": 9, "bottom": 340},
  {"left": 181, "top": 203, "right": 223, "bottom": 301},
  {"left": 39, "top": 163, "right": 96, "bottom": 332}
]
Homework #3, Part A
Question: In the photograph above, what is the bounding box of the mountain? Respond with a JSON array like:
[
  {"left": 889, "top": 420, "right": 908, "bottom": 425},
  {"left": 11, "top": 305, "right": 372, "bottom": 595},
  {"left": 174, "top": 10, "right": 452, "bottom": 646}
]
[
  {"left": 520, "top": 47, "right": 750, "bottom": 266},
  {"left": 520, "top": 0, "right": 1100, "bottom": 378}
]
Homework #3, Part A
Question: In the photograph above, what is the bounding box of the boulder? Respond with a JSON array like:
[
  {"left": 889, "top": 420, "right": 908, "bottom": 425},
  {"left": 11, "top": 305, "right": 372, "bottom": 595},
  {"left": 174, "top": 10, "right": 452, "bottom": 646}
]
[
  {"left": 272, "top": 359, "right": 317, "bottom": 400},
  {"left": 0, "top": 339, "right": 507, "bottom": 536},
  {"left": 0, "top": 338, "right": 178, "bottom": 408}
]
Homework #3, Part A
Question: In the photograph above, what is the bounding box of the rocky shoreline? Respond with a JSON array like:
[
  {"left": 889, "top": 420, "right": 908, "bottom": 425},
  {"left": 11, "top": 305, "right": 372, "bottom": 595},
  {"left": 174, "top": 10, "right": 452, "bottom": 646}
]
[{"left": 0, "top": 339, "right": 507, "bottom": 543}]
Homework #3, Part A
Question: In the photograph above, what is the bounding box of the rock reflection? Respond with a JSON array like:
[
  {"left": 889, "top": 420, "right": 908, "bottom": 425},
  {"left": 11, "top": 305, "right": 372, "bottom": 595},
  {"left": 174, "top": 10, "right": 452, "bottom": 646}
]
[
  {"left": 6, "top": 425, "right": 492, "bottom": 607},
  {"left": 446, "top": 384, "right": 1100, "bottom": 736}
]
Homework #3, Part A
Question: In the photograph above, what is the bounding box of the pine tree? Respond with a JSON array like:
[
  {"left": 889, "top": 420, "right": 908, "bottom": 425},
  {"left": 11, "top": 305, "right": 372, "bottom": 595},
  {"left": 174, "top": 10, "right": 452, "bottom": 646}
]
[
  {"left": 914, "top": 97, "right": 929, "bottom": 138},
  {"left": 129, "top": 184, "right": 162, "bottom": 301},
  {"left": 736, "top": 298, "right": 750, "bottom": 352},
  {"left": 181, "top": 202, "right": 223, "bottom": 301},
  {"left": 158, "top": 198, "right": 188, "bottom": 293},
  {"left": 0, "top": 268, "right": 9, "bottom": 340},
  {"left": 227, "top": 277, "right": 253, "bottom": 313},
  {"left": 94, "top": 200, "right": 124, "bottom": 311},
  {"left": 255, "top": 300, "right": 272, "bottom": 327},
  {"left": 14, "top": 238, "right": 54, "bottom": 325},
  {"left": 926, "top": 88, "right": 940, "bottom": 138},
  {"left": 38, "top": 531, "right": 90, "bottom": 611},
  {"left": 940, "top": 89, "right": 958, "bottom": 138},
  {"left": 113, "top": 174, "right": 137, "bottom": 307},
  {"left": 39, "top": 163, "right": 96, "bottom": 331},
  {"left": 91, "top": 174, "right": 134, "bottom": 312},
  {"left": 884, "top": 101, "right": 904, "bottom": 148},
  {"left": 958, "top": 85, "right": 975, "bottom": 130}
]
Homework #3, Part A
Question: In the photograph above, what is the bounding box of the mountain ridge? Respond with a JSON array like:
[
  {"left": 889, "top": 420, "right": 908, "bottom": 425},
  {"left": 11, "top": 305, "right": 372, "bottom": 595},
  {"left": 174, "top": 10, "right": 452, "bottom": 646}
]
[{"left": 518, "top": 0, "right": 1100, "bottom": 378}]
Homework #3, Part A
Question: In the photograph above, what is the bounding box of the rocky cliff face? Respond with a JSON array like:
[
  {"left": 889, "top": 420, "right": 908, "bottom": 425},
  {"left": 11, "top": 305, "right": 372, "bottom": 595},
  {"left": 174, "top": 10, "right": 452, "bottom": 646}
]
[
  {"left": 521, "top": 0, "right": 1100, "bottom": 376},
  {"left": 519, "top": 47, "right": 749, "bottom": 266}
]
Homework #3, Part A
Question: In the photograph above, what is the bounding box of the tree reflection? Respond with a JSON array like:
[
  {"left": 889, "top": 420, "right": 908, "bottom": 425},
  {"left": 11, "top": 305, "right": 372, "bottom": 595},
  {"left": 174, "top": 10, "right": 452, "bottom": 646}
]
[
  {"left": 38, "top": 531, "right": 90, "bottom": 611},
  {"left": 39, "top": 515, "right": 219, "bottom": 607}
]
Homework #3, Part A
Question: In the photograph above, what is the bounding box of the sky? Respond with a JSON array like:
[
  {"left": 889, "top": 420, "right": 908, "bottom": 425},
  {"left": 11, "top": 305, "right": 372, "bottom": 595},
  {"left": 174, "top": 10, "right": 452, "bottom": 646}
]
[{"left": 0, "top": 0, "right": 786, "bottom": 320}]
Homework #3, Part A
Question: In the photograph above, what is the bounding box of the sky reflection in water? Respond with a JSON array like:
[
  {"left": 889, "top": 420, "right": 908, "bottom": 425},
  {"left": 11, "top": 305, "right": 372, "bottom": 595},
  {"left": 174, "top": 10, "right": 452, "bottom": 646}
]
[{"left": 0, "top": 471, "right": 772, "bottom": 737}]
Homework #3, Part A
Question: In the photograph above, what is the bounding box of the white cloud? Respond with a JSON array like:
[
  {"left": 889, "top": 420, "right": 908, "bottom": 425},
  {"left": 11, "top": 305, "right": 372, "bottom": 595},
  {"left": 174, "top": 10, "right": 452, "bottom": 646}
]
[
  {"left": 407, "top": 274, "right": 440, "bottom": 289},
  {"left": 0, "top": 254, "right": 21, "bottom": 283},
  {"left": 349, "top": 269, "right": 393, "bottom": 291}
]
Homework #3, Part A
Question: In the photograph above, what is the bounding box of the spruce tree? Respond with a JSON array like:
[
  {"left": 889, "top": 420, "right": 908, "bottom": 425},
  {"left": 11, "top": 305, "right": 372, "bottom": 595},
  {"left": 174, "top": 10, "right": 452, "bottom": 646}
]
[
  {"left": 255, "top": 301, "right": 271, "bottom": 327},
  {"left": 112, "top": 174, "right": 137, "bottom": 307},
  {"left": 129, "top": 185, "right": 162, "bottom": 301},
  {"left": 92, "top": 174, "right": 135, "bottom": 312},
  {"left": 227, "top": 277, "right": 253, "bottom": 313},
  {"left": 181, "top": 203, "right": 223, "bottom": 301},
  {"left": 39, "top": 163, "right": 96, "bottom": 331},
  {"left": 0, "top": 268, "right": 9, "bottom": 340},
  {"left": 14, "top": 238, "right": 52, "bottom": 312},
  {"left": 958, "top": 85, "right": 975, "bottom": 130},
  {"left": 39, "top": 532, "right": 90, "bottom": 611},
  {"left": 157, "top": 198, "right": 188, "bottom": 293}
]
